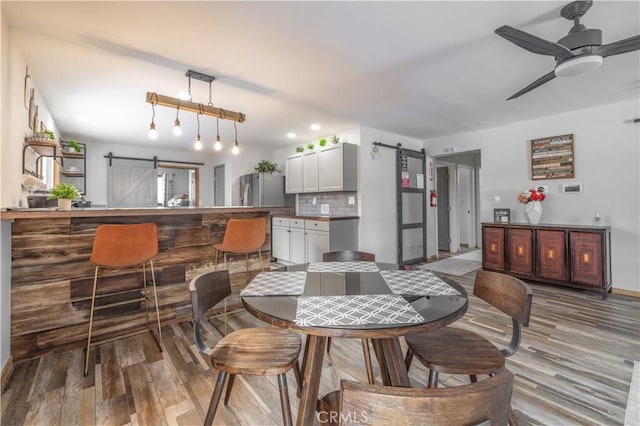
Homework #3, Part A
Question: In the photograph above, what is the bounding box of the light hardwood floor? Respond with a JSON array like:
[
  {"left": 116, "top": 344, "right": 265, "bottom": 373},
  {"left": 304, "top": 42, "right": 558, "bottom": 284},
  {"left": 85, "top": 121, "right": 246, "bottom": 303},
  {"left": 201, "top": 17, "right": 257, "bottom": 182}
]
[{"left": 2, "top": 269, "right": 638, "bottom": 425}]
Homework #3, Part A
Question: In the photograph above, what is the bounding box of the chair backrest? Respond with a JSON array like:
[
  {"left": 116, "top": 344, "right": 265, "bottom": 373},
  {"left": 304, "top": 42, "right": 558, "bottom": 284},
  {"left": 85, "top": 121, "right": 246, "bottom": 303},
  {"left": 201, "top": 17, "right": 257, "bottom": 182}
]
[
  {"left": 339, "top": 367, "right": 514, "bottom": 426},
  {"left": 474, "top": 270, "right": 533, "bottom": 357},
  {"left": 90, "top": 223, "right": 158, "bottom": 267},
  {"left": 189, "top": 270, "right": 232, "bottom": 355},
  {"left": 322, "top": 251, "right": 375, "bottom": 262},
  {"left": 221, "top": 218, "right": 266, "bottom": 253}
]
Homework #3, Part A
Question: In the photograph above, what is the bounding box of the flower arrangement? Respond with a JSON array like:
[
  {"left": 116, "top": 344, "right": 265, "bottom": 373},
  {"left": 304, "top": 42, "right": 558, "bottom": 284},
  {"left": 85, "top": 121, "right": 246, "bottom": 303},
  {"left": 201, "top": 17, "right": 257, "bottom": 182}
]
[{"left": 518, "top": 188, "right": 546, "bottom": 204}]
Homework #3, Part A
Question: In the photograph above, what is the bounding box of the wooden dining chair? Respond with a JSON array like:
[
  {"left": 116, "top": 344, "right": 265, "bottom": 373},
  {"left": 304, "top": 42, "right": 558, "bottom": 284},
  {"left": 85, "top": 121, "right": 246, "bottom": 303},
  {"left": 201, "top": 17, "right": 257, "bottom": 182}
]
[
  {"left": 214, "top": 217, "right": 266, "bottom": 272},
  {"left": 322, "top": 250, "right": 377, "bottom": 384},
  {"left": 189, "top": 270, "right": 302, "bottom": 426},
  {"left": 85, "top": 223, "right": 163, "bottom": 376},
  {"left": 405, "top": 270, "right": 532, "bottom": 389},
  {"left": 338, "top": 367, "right": 514, "bottom": 426}
]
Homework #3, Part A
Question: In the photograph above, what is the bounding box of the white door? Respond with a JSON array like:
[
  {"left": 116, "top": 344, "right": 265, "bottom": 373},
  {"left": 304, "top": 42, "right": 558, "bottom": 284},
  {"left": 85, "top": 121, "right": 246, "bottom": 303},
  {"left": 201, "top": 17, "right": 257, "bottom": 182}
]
[
  {"left": 318, "top": 144, "right": 343, "bottom": 191},
  {"left": 272, "top": 225, "right": 290, "bottom": 262},
  {"left": 302, "top": 151, "right": 319, "bottom": 192},
  {"left": 107, "top": 160, "right": 156, "bottom": 207},
  {"left": 285, "top": 154, "right": 303, "bottom": 193},
  {"left": 290, "top": 227, "right": 306, "bottom": 264}
]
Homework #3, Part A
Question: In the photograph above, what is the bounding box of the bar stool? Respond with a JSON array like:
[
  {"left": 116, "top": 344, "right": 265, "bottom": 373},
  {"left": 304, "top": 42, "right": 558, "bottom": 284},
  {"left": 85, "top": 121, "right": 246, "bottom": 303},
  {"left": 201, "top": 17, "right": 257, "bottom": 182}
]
[
  {"left": 214, "top": 217, "right": 266, "bottom": 272},
  {"left": 84, "top": 223, "right": 163, "bottom": 376}
]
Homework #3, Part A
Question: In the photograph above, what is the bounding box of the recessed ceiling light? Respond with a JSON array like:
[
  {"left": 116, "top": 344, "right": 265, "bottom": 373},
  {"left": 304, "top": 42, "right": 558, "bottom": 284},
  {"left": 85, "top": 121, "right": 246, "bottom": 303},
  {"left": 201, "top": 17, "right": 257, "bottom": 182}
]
[
  {"left": 310, "top": 124, "right": 321, "bottom": 131},
  {"left": 287, "top": 132, "right": 296, "bottom": 139}
]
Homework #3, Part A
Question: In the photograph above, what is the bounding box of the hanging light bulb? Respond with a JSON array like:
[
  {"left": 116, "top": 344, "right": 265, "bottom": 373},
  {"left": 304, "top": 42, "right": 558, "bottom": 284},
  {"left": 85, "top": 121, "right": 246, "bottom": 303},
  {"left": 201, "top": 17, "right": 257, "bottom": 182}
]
[
  {"left": 232, "top": 121, "right": 240, "bottom": 155},
  {"left": 173, "top": 102, "right": 182, "bottom": 136},
  {"left": 194, "top": 106, "right": 203, "bottom": 150},
  {"left": 148, "top": 93, "right": 158, "bottom": 140},
  {"left": 213, "top": 118, "right": 222, "bottom": 151}
]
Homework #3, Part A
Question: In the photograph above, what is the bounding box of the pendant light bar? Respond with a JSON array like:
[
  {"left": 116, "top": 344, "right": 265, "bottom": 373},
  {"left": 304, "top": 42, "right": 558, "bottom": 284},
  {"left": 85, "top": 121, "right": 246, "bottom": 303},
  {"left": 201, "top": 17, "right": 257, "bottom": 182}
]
[{"left": 145, "top": 91, "right": 246, "bottom": 123}]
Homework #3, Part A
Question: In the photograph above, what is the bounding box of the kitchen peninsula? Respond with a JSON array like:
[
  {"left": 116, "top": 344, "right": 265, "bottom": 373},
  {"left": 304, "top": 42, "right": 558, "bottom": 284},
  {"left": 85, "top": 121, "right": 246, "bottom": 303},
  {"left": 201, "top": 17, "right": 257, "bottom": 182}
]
[{"left": 1, "top": 206, "right": 293, "bottom": 362}]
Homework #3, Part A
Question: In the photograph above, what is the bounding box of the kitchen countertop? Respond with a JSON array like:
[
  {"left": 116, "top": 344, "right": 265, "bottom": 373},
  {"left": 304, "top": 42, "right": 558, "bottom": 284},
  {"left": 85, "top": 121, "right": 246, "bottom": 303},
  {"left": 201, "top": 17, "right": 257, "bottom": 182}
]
[{"left": 273, "top": 214, "right": 359, "bottom": 221}]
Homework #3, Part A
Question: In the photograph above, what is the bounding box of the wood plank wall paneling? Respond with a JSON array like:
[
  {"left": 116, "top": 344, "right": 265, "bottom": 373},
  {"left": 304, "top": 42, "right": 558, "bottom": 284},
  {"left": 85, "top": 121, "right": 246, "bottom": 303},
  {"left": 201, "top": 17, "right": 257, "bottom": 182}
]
[{"left": 10, "top": 211, "right": 273, "bottom": 362}]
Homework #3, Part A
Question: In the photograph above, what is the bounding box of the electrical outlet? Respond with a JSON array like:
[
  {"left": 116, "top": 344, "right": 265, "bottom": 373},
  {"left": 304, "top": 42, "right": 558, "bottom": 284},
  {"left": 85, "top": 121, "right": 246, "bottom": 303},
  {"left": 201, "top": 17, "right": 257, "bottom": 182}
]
[
  {"left": 494, "top": 195, "right": 501, "bottom": 203},
  {"left": 320, "top": 204, "right": 330, "bottom": 215},
  {"left": 348, "top": 196, "right": 355, "bottom": 205}
]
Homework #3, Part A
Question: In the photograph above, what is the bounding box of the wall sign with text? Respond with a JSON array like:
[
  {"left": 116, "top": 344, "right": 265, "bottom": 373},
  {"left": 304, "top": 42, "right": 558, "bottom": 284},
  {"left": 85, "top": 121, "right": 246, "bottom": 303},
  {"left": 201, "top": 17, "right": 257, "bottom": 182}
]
[{"left": 530, "top": 134, "right": 575, "bottom": 180}]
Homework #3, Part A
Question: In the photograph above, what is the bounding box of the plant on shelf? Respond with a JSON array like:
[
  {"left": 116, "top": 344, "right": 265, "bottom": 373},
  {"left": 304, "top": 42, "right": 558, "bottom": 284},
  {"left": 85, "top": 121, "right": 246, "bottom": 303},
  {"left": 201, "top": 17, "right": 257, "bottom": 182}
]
[
  {"left": 48, "top": 183, "right": 80, "bottom": 211},
  {"left": 319, "top": 138, "right": 327, "bottom": 147},
  {"left": 43, "top": 129, "right": 55, "bottom": 140},
  {"left": 295, "top": 146, "right": 304, "bottom": 153},
  {"left": 67, "top": 140, "right": 81, "bottom": 152},
  {"left": 331, "top": 134, "right": 340, "bottom": 144},
  {"left": 307, "top": 142, "right": 315, "bottom": 150},
  {"left": 254, "top": 160, "right": 279, "bottom": 173}
]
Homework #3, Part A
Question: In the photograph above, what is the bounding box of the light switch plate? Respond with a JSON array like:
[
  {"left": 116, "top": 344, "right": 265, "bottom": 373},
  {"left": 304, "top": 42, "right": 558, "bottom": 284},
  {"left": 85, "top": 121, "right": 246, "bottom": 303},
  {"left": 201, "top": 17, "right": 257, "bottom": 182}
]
[
  {"left": 494, "top": 195, "right": 501, "bottom": 203},
  {"left": 321, "top": 204, "right": 330, "bottom": 215},
  {"left": 348, "top": 196, "right": 355, "bottom": 205}
]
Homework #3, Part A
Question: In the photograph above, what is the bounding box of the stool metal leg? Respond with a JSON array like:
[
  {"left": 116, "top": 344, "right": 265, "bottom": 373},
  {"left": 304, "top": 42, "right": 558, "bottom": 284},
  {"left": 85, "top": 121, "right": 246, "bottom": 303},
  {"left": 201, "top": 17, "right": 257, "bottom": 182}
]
[
  {"left": 149, "top": 260, "right": 163, "bottom": 348},
  {"left": 84, "top": 265, "right": 100, "bottom": 376},
  {"left": 258, "top": 249, "right": 264, "bottom": 271},
  {"left": 214, "top": 248, "right": 219, "bottom": 270}
]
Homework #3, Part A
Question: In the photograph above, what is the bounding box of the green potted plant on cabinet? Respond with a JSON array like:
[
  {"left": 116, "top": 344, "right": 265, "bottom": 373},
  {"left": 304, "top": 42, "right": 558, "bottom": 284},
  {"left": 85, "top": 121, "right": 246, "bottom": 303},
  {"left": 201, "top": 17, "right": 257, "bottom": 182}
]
[
  {"left": 331, "top": 134, "right": 340, "bottom": 144},
  {"left": 254, "top": 160, "right": 279, "bottom": 174},
  {"left": 296, "top": 146, "right": 304, "bottom": 153},
  {"left": 67, "top": 140, "right": 81, "bottom": 152},
  {"left": 307, "top": 142, "right": 315, "bottom": 150},
  {"left": 319, "top": 138, "right": 327, "bottom": 147},
  {"left": 49, "top": 183, "right": 80, "bottom": 211}
]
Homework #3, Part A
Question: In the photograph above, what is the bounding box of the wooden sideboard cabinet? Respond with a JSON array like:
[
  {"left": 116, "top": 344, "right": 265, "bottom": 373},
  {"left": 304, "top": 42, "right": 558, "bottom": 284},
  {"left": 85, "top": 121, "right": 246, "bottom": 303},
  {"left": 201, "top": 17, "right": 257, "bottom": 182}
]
[{"left": 482, "top": 223, "right": 611, "bottom": 299}]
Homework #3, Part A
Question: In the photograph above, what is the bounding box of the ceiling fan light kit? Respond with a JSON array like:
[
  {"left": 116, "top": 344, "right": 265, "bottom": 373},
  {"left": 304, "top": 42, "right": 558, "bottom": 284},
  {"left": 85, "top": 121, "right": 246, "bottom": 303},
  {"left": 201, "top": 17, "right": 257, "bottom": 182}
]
[
  {"left": 146, "top": 69, "right": 246, "bottom": 152},
  {"left": 495, "top": 0, "right": 640, "bottom": 99}
]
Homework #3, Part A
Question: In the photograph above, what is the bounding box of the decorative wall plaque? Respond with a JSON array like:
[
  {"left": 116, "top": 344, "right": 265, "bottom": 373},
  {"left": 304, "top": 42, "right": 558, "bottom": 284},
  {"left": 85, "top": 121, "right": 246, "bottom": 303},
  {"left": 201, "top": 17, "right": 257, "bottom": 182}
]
[{"left": 530, "top": 134, "right": 574, "bottom": 180}]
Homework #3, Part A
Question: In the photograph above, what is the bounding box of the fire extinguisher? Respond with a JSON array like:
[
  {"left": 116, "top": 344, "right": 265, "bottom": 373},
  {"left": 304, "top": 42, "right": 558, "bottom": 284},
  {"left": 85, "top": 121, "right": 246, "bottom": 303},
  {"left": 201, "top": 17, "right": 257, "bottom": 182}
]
[{"left": 430, "top": 190, "right": 437, "bottom": 207}]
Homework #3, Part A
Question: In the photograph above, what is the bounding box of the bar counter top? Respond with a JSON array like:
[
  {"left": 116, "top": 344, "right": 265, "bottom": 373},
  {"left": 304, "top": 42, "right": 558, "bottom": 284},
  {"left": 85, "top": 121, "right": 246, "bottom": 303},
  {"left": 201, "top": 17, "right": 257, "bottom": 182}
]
[
  {"left": 272, "top": 214, "right": 359, "bottom": 221},
  {"left": 0, "top": 205, "right": 293, "bottom": 220}
]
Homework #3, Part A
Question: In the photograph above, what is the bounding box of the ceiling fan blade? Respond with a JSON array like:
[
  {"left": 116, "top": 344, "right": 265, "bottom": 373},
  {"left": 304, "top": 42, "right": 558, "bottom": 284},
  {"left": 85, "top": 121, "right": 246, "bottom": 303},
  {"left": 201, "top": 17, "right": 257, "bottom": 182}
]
[
  {"left": 596, "top": 35, "right": 640, "bottom": 58},
  {"left": 495, "top": 25, "right": 574, "bottom": 61},
  {"left": 507, "top": 71, "right": 556, "bottom": 100}
]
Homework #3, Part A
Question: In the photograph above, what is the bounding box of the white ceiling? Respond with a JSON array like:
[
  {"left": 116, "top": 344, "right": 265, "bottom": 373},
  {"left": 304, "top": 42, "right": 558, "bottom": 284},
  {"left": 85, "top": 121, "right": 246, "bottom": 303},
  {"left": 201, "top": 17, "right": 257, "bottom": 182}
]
[{"left": 3, "top": 1, "right": 639, "bottom": 152}]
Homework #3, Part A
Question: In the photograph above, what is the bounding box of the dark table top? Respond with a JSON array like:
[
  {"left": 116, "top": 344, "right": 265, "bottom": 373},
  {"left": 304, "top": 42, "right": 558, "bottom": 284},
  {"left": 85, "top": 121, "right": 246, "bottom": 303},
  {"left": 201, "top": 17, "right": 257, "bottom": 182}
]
[{"left": 242, "top": 262, "right": 468, "bottom": 338}]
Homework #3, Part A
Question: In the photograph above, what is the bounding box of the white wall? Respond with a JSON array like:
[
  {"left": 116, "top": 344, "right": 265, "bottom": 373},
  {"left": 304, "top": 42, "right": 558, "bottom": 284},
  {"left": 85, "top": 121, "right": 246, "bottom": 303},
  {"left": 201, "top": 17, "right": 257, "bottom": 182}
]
[
  {"left": 360, "top": 126, "right": 424, "bottom": 263},
  {"left": 425, "top": 99, "right": 640, "bottom": 293}
]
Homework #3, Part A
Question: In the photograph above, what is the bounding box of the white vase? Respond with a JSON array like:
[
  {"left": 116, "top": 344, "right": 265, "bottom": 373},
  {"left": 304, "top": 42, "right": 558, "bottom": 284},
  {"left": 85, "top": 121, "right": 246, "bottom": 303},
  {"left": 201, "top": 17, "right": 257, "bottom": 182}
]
[
  {"left": 57, "top": 198, "right": 72, "bottom": 211},
  {"left": 525, "top": 201, "right": 543, "bottom": 224}
]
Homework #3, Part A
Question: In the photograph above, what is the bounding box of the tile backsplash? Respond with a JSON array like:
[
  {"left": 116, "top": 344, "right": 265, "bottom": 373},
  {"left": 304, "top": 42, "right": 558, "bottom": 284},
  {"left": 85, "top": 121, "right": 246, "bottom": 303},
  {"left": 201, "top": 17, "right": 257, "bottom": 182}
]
[{"left": 298, "top": 192, "right": 358, "bottom": 216}]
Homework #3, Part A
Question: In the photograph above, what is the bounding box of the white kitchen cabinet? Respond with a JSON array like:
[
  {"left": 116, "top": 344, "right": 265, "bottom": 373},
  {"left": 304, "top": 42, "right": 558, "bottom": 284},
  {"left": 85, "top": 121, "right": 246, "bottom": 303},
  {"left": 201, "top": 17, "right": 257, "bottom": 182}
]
[
  {"left": 285, "top": 153, "right": 303, "bottom": 193},
  {"left": 318, "top": 143, "right": 358, "bottom": 192},
  {"left": 302, "top": 151, "right": 319, "bottom": 193},
  {"left": 271, "top": 216, "right": 358, "bottom": 264}
]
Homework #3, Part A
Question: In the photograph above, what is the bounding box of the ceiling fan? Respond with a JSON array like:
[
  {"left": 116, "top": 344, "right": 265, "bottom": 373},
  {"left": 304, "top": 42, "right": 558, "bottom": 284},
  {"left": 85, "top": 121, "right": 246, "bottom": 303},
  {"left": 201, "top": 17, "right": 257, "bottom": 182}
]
[{"left": 495, "top": 0, "right": 640, "bottom": 100}]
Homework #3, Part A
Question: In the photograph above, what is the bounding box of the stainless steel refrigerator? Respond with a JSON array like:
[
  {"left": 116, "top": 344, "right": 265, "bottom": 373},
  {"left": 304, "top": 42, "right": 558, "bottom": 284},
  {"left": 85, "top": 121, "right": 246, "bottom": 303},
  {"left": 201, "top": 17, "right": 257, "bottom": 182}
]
[{"left": 239, "top": 173, "right": 292, "bottom": 207}]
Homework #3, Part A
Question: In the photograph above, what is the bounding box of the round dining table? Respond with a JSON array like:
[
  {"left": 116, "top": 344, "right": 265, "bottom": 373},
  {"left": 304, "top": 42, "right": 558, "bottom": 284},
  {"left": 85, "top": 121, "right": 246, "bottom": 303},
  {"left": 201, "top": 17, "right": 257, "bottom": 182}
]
[{"left": 241, "top": 261, "right": 468, "bottom": 426}]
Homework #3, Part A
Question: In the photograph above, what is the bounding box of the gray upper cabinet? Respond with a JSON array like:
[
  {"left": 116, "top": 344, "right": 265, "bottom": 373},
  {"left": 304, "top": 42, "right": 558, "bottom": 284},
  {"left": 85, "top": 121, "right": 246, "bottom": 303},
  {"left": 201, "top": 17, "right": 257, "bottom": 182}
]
[
  {"left": 285, "top": 153, "right": 303, "bottom": 193},
  {"left": 285, "top": 143, "right": 358, "bottom": 193}
]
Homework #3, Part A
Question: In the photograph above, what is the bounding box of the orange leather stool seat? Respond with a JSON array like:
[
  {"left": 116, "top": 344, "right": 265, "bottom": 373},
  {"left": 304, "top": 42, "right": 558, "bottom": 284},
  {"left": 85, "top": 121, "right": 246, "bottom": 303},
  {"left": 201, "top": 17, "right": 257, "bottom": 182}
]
[
  {"left": 84, "top": 223, "right": 163, "bottom": 375},
  {"left": 213, "top": 217, "right": 266, "bottom": 272}
]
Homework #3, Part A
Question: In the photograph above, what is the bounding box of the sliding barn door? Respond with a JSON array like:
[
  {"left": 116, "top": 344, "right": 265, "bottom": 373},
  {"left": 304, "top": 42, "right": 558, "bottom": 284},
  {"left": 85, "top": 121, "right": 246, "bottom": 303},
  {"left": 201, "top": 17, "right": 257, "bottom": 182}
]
[{"left": 107, "top": 159, "right": 157, "bottom": 207}]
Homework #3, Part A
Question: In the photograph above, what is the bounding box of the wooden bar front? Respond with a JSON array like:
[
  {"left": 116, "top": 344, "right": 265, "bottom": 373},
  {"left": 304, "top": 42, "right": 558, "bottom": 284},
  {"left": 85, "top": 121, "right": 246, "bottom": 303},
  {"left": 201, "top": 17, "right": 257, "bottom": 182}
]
[{"left": 2, "top": 207, "right": 292, "bottom": 362}]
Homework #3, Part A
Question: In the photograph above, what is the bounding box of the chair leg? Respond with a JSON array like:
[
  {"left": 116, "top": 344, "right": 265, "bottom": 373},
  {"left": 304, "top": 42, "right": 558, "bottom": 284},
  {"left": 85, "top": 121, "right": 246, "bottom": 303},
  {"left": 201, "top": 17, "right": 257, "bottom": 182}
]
[
  {"left": 224, "top": 253, "right": 228, "bottom": 270},
  {"left": 278, "top": 373, "right": 293, "bottom": 426},
  {"left": 84, "top": 266, "right": 100, "bottom": 376},
  {"left": 470, "top": 374, "right": 478, "bottom": 383},
  {"left": 293, "top": 359, "right": 302, "bottom": 398},
  {"left": 362, "top": 338, "right": 375, "bottom": 385},
  {"left": 404, "top": 346, "right": 414, "bottom": 371},
  {"left": 258, "top": 248, "right": 264, "bottom": 272},
  {"left": 149, "top": 260, "right": 163, "bottom": 348},
  {"left": 224, "top": 374, "right": 236, "bottom": 405},
  {"left": 326, "top": 337, "right": 332, "bottom": 354},
  {"left": 509, "top": 406, "right": 518, "bottom": 426},
  {"left": 214, "top": 248, "right": 219, "bottom": 271},
  {"left": 204, "top": 371, "right": 228, "bottom": 426},
  {"left": 427, "top": 369, "right": 439, "bottom": 388}
]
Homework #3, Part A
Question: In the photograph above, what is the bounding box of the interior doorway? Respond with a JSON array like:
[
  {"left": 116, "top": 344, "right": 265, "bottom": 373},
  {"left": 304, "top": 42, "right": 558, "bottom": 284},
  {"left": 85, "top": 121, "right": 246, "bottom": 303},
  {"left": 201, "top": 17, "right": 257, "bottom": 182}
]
[
  {"left": 213, "top": 164, "right": 225, "bottom": 206},
  {"left": 434, "top": 151, "right": 481, "bottom": 254}
]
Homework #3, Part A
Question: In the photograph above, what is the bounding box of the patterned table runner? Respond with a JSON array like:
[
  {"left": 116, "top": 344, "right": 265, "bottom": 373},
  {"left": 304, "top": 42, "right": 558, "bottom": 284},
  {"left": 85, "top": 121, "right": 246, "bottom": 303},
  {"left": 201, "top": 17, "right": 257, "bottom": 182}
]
[
  {"left": 295, "top": 294, "right": 424, "bottom": 326},
  {"left": 379, "top": 270, "right": 461, "bottom": 296},
  {"left": 306, "top": 261, "right": 380, "bottom": 272},
  {"left": 240, "top": 271, "right": 307, "bottom": 296}
]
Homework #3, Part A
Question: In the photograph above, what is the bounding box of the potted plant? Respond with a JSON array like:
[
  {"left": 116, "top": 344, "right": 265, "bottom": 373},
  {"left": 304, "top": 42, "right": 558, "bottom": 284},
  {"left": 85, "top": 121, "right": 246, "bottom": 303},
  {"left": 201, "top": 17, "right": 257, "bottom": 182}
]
[
  {"left": 319, "top": 138, "right": 327, "bottom": 147},
  {"left": 331, "top": 134, "right": 340, "bottom": 144},
  {"left": 43, "top": 129, "right": 55, "bottom": 140},
  {"left": 49, "top": 183, "right": 79, "bottom": 210},
  {"left": 67, "top": 140, "right": 81, "bottom": 152},
  {"left": 295, "top": 146, "right": 304, "bottom": 153},
  {"left": 254, "top": 160, "right": 279, "bottom": 174},
  {"left": 307, "top": 142, "right": 315, "bottom": 150}
]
